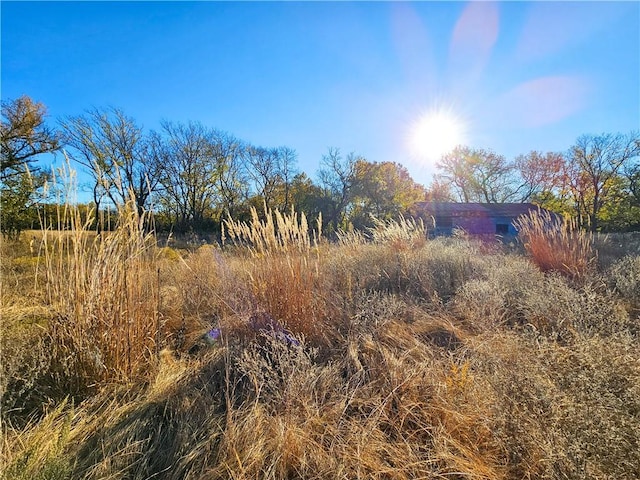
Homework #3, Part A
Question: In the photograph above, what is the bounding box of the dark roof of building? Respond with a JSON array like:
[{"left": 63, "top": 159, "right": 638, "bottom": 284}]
[{"left": 415, "top": 202, "right": 546, "bottom": 217}]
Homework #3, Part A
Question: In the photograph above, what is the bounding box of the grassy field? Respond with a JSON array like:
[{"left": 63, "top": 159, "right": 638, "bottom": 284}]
[{"left": 1, "top": 207, "right": 639, "bottom": 480}]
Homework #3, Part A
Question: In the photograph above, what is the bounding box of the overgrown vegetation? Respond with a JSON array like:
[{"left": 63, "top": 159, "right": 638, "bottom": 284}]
[{"left": 2, "top": 207, "right": 639, "bottom": 479}]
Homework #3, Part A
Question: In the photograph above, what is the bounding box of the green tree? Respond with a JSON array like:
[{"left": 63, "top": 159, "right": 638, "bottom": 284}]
[
  {"left": 289, "top": 172, "right": 325, "bottom": 215},
  {"left": 0, "top": 170, "right": 44, "bottom": 238},
  {"left": 597, "top": 174, "right": 640, "bottom": 231}
]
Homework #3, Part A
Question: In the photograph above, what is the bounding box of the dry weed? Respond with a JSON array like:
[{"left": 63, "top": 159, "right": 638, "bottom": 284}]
[{"left": 608, "top": 255, "right": 640, "bottom": 311}]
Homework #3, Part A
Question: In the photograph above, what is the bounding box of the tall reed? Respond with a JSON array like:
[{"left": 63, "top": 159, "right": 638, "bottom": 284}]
[{"left": 368, "top": 215, "right": 427, "bottom": 249}]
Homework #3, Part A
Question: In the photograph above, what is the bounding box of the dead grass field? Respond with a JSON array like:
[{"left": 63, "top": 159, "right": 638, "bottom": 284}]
[{"left": 1, "top": 208, "right": 639, "bottom": 480}]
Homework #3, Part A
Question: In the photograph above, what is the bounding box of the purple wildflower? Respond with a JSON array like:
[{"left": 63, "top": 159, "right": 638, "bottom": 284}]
[
  {"left": 204, "top": 328, "right": 221, "bottom": 345},
  {"left": 279, "top": 331, "right": 301, "bottom": 347},
  {"left": 248, "top": 311, "right": 300, "bottom": 347}
]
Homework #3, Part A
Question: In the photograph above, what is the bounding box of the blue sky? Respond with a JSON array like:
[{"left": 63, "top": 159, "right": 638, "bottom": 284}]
[{"left": 2, "top": 1, "right": 639, "bottom": 188}]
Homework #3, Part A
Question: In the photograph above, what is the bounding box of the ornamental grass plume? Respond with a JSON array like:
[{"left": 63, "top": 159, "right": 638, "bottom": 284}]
[
  {"left": 515, "top": 209, "right": 596, "bottom": 281},
  {"left": 222, "top": 205, "right": 326, "bottom": 344},
  {"left": 222, "top": 204, "right": 319, "bottom": 256}
]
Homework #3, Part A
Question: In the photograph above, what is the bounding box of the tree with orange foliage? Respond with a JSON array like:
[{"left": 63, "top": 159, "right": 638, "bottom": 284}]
[
  {"left": 1, "top": 95, "right": 59, "bottom": 180},
  {"left": 350, "top": 159, "right": 426, "bottom": 228}
]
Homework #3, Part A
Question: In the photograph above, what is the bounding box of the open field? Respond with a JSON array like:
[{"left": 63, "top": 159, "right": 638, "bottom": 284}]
[{"left": 1, "top": 210, "right": 640, "bottom": 480}]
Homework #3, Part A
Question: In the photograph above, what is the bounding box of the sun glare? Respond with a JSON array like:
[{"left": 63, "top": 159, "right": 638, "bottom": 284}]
[{"left": 409, "top": 108, "right": 466, "bottom": 162}]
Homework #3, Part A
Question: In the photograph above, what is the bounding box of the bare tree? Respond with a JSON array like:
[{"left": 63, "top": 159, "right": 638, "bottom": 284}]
[
  {"left": 622, "top": 143, "right": 640, "bottom": 206},
  {"left": 151, "top": 121, "right": 221, "bottom": 229},
  {"left": 244, "top": 146, "right": 282, "bottom": 210},
  {"left": 275, "top": 146, "right": 298, "bottom": 211},
  {"left": 212, "top": 134, "right": 250, "bottom": 219},
  {"left": 60, "top": 107, "right": 160, "bottom": 218},
  {"left": 436, "top": 146, "right": 516, "bottom": 203},
  {"left": 318, "top": 147, "right": 358, "bottom": 230},
  {"left": 569, "top": 132, "right": 640, "bottom": 231}
]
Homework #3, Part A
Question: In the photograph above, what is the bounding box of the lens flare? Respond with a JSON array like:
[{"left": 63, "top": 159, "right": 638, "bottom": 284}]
[{"left": 408, "top": 107, "right": 466, "bottom": 162}]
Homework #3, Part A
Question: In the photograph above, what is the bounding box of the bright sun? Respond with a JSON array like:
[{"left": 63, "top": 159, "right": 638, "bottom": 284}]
[{"left": 409, "top": 108, "right": 466, "bottom": 162}]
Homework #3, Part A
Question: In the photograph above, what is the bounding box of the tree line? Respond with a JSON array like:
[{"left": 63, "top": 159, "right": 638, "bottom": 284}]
[
  {"left": 1, "top": 96, "right": 425, "bottom": 237},
  {"left": 431, "top": 137, "right": 640, "bottom": 232},
  {"left": 1, "top": 94, "right": 639, "bottom": 237}
]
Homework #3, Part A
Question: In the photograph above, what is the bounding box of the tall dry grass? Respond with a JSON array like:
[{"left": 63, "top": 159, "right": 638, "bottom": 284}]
[
  {"left": 2, "top": 200, "right": 640, "bottom": 479},
  {"left": 222, "top": 205, "right": 326, "bottom": 343},
  {"left": 222, "top": 205, "right": 320, "bottom": 256},
  {"left": 515, "top": 209, "right": 597, "bottom": 281},
  {"left": 39, "top": 201, "right": 161, "bottom": 392},
  {"left": 1, "top": 190, "right": 163, "bottom": 419}
]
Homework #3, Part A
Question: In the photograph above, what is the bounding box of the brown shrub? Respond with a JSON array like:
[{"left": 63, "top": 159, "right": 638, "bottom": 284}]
[
  {"left": 469, "top": 331, "right": 640, "bottom": 479},
  {"left": 455, "top": 254, "right": 633, "bottom": 340},
  {"left": 608, "top": 255, "right": 640, "bottom": 312}
]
